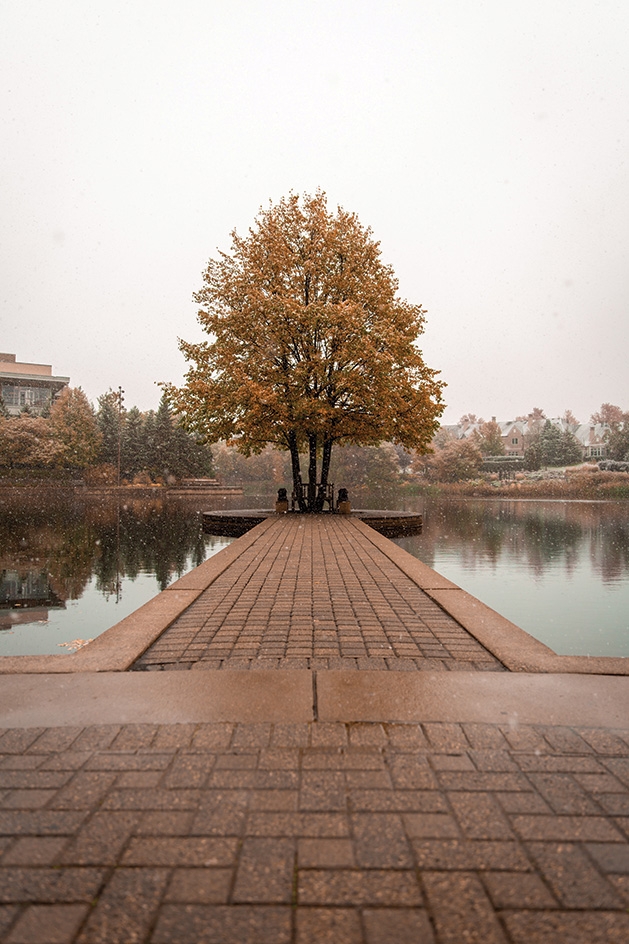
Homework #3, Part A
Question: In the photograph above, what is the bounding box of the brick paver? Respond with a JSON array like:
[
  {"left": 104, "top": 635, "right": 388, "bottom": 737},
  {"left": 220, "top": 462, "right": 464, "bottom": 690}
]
[
  {"left": 1, "top": 721, "right": 629, "bottom": 942},
  {"left": 4, "top": 516, "right": 628, "bottom": 939},
  {"left": 134, "top": 517, "right": 503, "bottom": 672}
]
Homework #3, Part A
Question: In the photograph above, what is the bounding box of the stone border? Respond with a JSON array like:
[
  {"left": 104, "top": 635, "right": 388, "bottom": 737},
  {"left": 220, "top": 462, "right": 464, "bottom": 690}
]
[
  {"left": 0, "top": 519, "right": 277, "bottom": 675},
  {"left": 201, "top": 509, "right": 424, "bottom": 537},
  {"left": 2, "top": 515, "right": 627, "bottom": 676},
  {"left": 351, "top": 517, "right": 629, "bottom": 676},
  {"left": 0, "top": 669, "right": 628, "bottom": 728}
]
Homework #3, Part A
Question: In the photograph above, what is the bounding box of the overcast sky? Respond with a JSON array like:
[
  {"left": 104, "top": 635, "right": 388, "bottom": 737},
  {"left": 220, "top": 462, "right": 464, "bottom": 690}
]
[{"left": 1, "top": 0, "right": 627, "bottom": 425}]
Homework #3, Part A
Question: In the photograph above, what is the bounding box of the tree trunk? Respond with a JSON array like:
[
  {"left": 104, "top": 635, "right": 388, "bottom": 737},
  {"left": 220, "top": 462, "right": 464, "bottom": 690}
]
[
  {"left": 307, "top": 434, "right": 318, "bottom": 511},
  {"left": 288, "top": 431, "right": 306, "bottom": 511},
  {"left": 315, "top": 438, "right": 333, "bottom": 511}
]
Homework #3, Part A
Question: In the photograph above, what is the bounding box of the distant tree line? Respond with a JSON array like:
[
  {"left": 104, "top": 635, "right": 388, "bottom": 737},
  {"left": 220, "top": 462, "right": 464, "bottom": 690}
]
[
  {"left": 414, "top": 404, "right": 629, "bottom": 483},
  {"left": 2, "top": 389, "right": 626, "bottom": 488},
  {"left": 0, "top": 388, "right": 213, "bottom": 481},
  {"left": 188, "top": 402, "right": 629, "bottom": 489}
]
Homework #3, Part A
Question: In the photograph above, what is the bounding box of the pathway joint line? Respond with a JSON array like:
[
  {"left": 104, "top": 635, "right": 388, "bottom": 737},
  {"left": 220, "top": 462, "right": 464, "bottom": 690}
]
[{"left": 312, "top": 670, "right": 319, "bottom": 722}]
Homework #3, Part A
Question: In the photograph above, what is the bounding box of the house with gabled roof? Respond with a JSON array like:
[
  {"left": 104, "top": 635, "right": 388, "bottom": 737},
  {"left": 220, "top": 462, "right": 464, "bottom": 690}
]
[{"left": 438, "top": 415, "right": 610, "bottom": 461}]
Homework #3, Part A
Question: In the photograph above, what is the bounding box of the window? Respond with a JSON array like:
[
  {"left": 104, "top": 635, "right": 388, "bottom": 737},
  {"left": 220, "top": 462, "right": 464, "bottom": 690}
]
[{"left": 511, "top": 438, "right": 518, "bottom": 445}]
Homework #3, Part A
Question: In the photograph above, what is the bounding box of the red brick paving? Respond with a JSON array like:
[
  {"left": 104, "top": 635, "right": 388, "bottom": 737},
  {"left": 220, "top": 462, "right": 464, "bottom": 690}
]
[
  {"left": 2, "top": 515, "right": 627, "bottom": 941},
  {"left": 134, "top": 516, "right": 504, "bottom": 672},
  {"left": 1, "top": 720, "right": 629, "bottom": 942}
]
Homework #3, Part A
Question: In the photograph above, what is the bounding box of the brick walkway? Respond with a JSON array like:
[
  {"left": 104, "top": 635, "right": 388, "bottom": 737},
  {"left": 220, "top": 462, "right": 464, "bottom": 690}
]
[
  {"left": 3, "top": 515, "right": 628, "bottom": 941},
  {"left": 134, "top": 516, "right": 504, "bottom": 672},
  {"left": 1, "top": 720, "right": 629, "bottom": 943}
]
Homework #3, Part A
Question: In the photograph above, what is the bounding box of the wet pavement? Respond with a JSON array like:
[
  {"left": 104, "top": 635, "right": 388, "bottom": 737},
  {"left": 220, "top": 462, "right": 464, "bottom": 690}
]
[
  {"left": 1, "top": 720, "right": 629, "bottom": 943},
  {"left": 133, "top": 516, "right": 504, "bottom": 672},
  {"left": 1, "top": 515, "right": 628, "bottom": 942}
]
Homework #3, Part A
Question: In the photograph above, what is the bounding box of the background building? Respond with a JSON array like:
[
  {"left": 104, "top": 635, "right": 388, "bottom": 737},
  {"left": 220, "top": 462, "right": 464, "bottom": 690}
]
[{"left": 0, "top": 353, "right": 69, "bottom": 415}]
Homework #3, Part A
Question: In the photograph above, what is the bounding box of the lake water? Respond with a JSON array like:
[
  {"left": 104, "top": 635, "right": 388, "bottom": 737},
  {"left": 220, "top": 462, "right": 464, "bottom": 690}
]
[
  {"left": 1, "top": 490, "right": 628, "bottom": 658},
  {"left": 0, "top": 491, "right": 237, "bottom": 657},
  {"left": 395, "top": 498, "right": 629, "bottom": 658}
]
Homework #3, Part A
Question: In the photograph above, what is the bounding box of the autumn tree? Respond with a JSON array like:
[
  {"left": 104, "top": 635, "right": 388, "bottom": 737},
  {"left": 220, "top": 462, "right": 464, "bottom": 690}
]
[
  {"left": 592, "top": 405, "right": 629, "bottom": 461},
  {"left": 49, "top": 387, "right": 102, "bottom": 469},
  {"left": 166, "top": 191, "right": 445, "bottom": 511},
  {"left": 212, "top": 442, "right": 290, "bottom": 486},
  {"left": 562, "top": 409, "right": 580, "bottom": 429},
  {"left": 591, "top": 403, "right": 624, "bottom": 426},
  {"left": 329, "top": 443, "right": 402, "bottom": 490},
  {"left": 458, "top": 413, "right": 481, "bottom": 430},
  {"left": 473, "top": 419, "right": 505, "bottom": 456},
  {"left": 0, "top": 415, "right": 61, "bottom": 469},
  {"left": 606, "top": 414, "right": 629, "bottom": 461},
  {"left": 429, "top": 439, "right": 483, "bottom": 482}
]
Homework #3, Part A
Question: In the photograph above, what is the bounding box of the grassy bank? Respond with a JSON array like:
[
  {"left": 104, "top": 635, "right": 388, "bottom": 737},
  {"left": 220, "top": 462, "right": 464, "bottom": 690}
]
[{"left": 404, "top": 469, "right": 629, "bottom": 501}]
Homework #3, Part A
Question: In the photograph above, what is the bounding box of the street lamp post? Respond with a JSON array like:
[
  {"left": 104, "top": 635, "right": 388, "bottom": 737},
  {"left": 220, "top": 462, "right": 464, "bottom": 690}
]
[
  {"left": 117, "top": 387, "right": 124, "bottom": 488},
  {"left": 115, "top": 386, "right": 124, "bottom": 605}
]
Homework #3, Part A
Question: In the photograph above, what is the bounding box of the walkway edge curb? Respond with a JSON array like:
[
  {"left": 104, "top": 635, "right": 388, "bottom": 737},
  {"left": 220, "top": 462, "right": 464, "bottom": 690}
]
[
  {"left": 0, "top": 517, "right": 279, "bottom": 674},
  {"left": 352, "top": 517, "right": 629, "bottom": 676},
  {"left": 0, "top": 670, "right": 628, "bottom": 728}
]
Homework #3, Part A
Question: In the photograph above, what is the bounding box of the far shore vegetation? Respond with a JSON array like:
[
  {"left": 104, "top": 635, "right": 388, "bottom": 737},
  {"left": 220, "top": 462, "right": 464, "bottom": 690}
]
[{"left": 1, "top": 392, "right": 628, "bottom": 501}]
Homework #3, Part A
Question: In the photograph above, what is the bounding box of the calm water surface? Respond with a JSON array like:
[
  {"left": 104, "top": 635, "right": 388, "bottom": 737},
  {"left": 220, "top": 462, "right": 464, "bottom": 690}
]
[
  {"left": 0, "top": 492, "right": 237, "bottom": 656},
  {"left": 395, "top": 498, "right": 629, "bottom": 657},
  {"left": 1, "top": 490, "right": 628, "bottom": 657}
]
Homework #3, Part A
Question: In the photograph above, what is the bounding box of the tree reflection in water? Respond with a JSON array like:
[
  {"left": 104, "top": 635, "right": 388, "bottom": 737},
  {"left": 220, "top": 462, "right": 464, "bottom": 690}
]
[
  {"left": 397, "top": 498, "right": 629, "bottom": 656},
  {"left": 0, "top": 494, "right": 212, "bottom": 603},
  {"left": 2, "top": 492, "right": 628, "bottom": 657},
  {"left": 0, "top": 490, "right": 233, "bottom": 654}
]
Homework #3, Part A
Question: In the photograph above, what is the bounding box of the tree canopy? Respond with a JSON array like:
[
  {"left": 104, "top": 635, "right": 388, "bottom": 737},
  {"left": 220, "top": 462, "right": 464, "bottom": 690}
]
[
  {"left": 473, "top": 420, "right": 505, "bottom": 457},
  {"left": 50, "top": 387, "right": 101, "bottom": 469},
  {"left": 166, "top": 191, "right": 445, "bottom": 510}
]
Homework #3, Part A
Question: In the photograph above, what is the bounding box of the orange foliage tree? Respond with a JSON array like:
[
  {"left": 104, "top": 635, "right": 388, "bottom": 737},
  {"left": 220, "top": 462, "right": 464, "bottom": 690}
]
[{"left": 165, "top": 192, "right": 445, "bottom": 510}]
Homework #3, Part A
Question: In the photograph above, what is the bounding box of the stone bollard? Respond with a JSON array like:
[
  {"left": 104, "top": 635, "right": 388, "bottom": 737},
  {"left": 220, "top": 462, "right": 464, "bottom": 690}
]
[
  {"left": 275, "top": 488, "right": 289, "bottom": 514},
  {"left": 337, "top": 487, "right": 351, "bottom": 514}
]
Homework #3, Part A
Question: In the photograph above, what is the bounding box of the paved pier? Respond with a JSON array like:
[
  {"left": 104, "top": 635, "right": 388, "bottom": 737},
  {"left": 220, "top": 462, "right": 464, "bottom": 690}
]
[
  {"left": 1, "top": 515, "right": 628, "bottom": 943},
  {"left": 134, "top": 515, "right": 504, "bottom": 672}
]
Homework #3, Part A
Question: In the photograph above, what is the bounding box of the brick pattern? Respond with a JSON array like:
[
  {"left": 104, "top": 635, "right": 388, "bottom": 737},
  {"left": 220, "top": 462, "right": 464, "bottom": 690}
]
[
  {"left": 1, "top": 720, "right": 629, "bottom": 942},
  {"left": 133, "top": 516, "right": 503, "bottom": 672}
]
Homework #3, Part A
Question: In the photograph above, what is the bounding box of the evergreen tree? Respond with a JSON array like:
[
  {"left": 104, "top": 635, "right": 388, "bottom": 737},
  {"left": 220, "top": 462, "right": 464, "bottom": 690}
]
[
  {"left": 121, "top": 406, "right": 146, "bottom": 477},
  {"left": 152, "top": 394, "right": 174, "bottom": 480},
  {"left": 539, "top": 421, "right": 564, "bottom": 466},
  {"left": 558, "top": 428, "right": 582, "bottom": 466},
  {"left": 524, "top": 439, "right": 542, "bottom": 471},
  {"left": 97, "top": 391, "right": 124, "bottom": 466},
  {"left": 527, "top": 420, "right": 583, "bottom": 468}
]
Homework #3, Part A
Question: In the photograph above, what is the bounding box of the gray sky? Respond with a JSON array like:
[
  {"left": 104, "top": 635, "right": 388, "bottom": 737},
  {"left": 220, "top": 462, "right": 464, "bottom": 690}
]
[{"left": 1, "top": 0, "right": 628, "bottom": 425}]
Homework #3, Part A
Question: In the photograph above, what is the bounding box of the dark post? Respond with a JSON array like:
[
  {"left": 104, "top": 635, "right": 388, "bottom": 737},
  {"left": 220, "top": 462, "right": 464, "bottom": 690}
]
[
  {"left": 275, "top": 488, "right": 289, "bottom": 514},
  {"left": 337, "top": 488, "right": 350, "bottom": 514}
]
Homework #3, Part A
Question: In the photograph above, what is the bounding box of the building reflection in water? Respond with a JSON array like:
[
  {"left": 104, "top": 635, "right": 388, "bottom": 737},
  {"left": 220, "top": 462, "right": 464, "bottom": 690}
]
[
  {"left": 0, "top": 490, "right": 237, "bottom": 653},
  {"left": 0, "top": 569, "right": 66, "bottom": 632}
]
